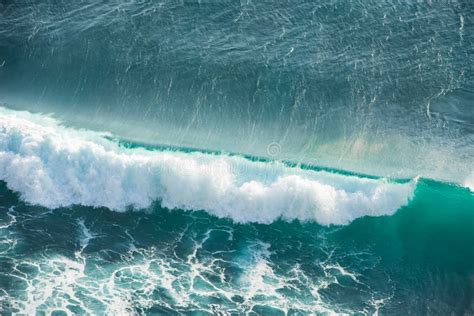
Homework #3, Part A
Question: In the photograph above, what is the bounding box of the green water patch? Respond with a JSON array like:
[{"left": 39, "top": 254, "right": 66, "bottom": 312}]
[
  {"left": 328, "top": 179, "right": 474, "bottom": 313},
  {"left": 0, "top": 179, "right": 472, "bottom": 314},
  {"left": 107, "top": 135, "right": 412, "bottom": 182}
]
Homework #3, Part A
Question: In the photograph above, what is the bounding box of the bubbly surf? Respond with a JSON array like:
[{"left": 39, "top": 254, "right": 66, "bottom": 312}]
[{"left": 0, "top": 107, "right": 415, "bottom": 225}]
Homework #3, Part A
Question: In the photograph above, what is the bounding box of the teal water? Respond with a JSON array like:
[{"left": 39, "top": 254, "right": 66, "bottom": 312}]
[
  {"left": 0, "top": 177, "right": 472, "bottom": 314},
  {"left": 1, "top": 0, "right": 473, "bottom": 182},
  {"left": 0, "top": 0, "right": 473, "bottom": 314}
]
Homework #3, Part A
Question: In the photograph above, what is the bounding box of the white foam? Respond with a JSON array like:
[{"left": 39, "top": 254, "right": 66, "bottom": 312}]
[{"left": 0, "top": 107, "right": 415, "bottom": 225}]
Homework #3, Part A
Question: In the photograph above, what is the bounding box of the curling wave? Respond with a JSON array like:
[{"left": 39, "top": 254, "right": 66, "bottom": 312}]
[{"left": 0, "top": 107, "right": 415, "bottom": 225}]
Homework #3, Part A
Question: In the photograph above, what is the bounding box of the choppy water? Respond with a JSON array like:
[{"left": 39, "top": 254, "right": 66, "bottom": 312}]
[
  {"left": 0, "top": 106, "right": 472, "bottom": 315},
  {"left": 1, "top": 0, "right": 473, "bottom": 182},
  {"left": 0, "top": 0, "right": 473, "bottom": 314},
  {"left": 0, "top": 178, "right": 473, "bottom": 315}
]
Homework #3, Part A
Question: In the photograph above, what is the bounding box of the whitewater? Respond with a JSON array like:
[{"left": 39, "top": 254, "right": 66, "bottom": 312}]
[{"left": 0, "top": 107, "right": 415, "bottom": 225}]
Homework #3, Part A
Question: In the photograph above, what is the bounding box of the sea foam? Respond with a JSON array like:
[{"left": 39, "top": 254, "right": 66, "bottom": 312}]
[{"left": 0, "top": 107, "right": 415, "bottom": 225}]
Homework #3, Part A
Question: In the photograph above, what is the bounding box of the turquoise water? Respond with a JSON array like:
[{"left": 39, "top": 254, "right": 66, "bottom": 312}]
[
  {"left": 0, "top": 0, "right": 473, "bottom": 314},
  {"left": 1, "top": 0, "right": 473, "bottom": 182},
  {"left": 0, "top": 176, "right": 472, "bottom": 314},
  {"left": 0, "top": 110, "right": 471, "bottom": 313}
]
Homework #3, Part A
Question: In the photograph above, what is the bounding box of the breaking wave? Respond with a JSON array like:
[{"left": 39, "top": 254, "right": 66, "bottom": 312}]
[{"left": 0, "top": 107, "right": 415, "bottom": 225}]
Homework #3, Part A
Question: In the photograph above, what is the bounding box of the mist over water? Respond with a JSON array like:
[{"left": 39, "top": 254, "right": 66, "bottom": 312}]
[{"left": 1, "top": 0, "right": 473, "bottom": 183}]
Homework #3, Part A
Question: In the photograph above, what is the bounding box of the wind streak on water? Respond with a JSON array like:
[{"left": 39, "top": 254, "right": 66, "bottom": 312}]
[{"left": 0, "top": 0, "right": 472, "bottom": 183}]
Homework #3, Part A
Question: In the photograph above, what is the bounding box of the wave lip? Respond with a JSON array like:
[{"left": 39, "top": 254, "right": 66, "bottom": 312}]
[{"left": 0, "top": 107, "right": 415, "bottom": 225}]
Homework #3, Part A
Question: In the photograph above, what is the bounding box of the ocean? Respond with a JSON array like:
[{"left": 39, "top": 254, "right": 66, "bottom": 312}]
[{"left": 0, "top": 1, "right": 473, "bottom": 314}]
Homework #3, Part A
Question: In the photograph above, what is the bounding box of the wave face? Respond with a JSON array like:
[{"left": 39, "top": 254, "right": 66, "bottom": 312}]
[
  {"left": 0, "top": 0, "right": 473, "bottom": 184},
  {"left": 0, "top": 108, "right": 414, "bottom": 225}
]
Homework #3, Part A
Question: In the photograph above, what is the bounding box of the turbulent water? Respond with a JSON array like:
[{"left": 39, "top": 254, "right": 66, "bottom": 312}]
[{"left": 0, "top": 0, "right": 473, "bottom": 314}]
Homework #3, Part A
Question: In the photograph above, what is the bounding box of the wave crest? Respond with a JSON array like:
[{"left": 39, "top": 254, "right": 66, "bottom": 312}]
[{"left": 0, "top": 107, "right": 415, "bottom": 225}]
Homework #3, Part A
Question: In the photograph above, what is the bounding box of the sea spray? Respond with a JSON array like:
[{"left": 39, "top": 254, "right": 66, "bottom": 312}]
[{"left": 0, "top": 107, "right": 415, "bottom": 225}]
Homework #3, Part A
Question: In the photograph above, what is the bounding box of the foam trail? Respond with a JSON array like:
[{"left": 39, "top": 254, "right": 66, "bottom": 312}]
[{"left": 0, "top": 107, "right": 415, "bottom": 225}]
